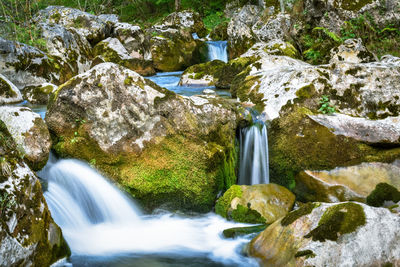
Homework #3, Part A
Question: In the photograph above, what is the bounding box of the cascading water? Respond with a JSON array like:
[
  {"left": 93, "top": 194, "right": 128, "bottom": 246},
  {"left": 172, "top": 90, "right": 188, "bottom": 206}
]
[
  {"left": 206, "top": 41, "right": 228, "bottom": 63},
  {"left": 39, "top": 153, "right": 258, "bottom": 266},
  {"left": 238, "top": 123, "right": 269, "bottom": 185}
]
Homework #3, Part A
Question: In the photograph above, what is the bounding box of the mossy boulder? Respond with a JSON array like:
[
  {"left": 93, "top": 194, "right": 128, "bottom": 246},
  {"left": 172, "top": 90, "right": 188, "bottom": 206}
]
[
  {"left": 0, "top": 74, "right": 22, "bottom": 105},
  {"left": 46, "top": 63, "right": 239, "bottom": 212},
  {"left": 0, "top": 119, "right": 69, "bottom": 266},
  {"left": 330, "top": 38, "right": 376, "bottom": 64},
  {"left": 149, "top": 26, "right": 203, "bottom": 71},
  {"left": 93, "top": 37, "right": 155, "bottom": 76},
  {"left": 22, "top": 83, "right": 57, "bottom": 105},
  {"left": 215, "top": 184, "right": 295, "bottom": 224},
  {"left": 160, "top": 10, "right": 207, "bottom": 38},
  {"left": 179, "top": 60, "right": 227, "bottom": 86},
  {"left": 366, "top": 182, "right": 400, "bottom": 207},
  {"left": 0, "top": 107, "right": 51, "bottom": 171},
  {"left": 249, "top": 202, "right": 400, "bottom": 266}
]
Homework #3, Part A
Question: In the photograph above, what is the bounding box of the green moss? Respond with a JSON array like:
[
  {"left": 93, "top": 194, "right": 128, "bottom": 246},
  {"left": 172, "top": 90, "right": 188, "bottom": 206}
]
[
  {"left": 366, "top": 183, "right": 400, "bottom": 207},
  {"left": 305, "top": 202, "right": 366, "bottom": 242},
  {"left": 222, "top": 224, "right": 266, "bottom": 238},
  {"left": 281, "top": 202, "right": 319, "bottom": 226},
  {"left": 296, "top": 84, "right": 316, "bottom": 99},
  {"left": 264, "top": 42, "right": 300, "bottom": 59},
  {"left": 124, "top": 76, "right": 133, "bottom": 85},
  {"left": 295, "top": 250, "right": 316, "bottom": 259},
  {"left": 0, "top": 76, "right": 16, "bottom": 98},
  {"left": 230, "top": 204, "right": 266, "bottom": 224},
  {"left": 215, "top": 185, "right": 243, "bottom": 217},
  {"left": 50, "top": 12, "right": 61, "bottom": 24}
]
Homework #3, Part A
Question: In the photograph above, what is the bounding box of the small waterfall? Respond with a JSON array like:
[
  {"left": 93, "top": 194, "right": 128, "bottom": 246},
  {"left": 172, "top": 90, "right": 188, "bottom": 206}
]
[
  {"left": 239, "top": 123, "right": 270, "bottom": 185},
  {"left": 206, "top": 41, "right": 228, "bottom": 62},
  {"left": 38, "top": 153, "right": 257, "bottom": 265}
]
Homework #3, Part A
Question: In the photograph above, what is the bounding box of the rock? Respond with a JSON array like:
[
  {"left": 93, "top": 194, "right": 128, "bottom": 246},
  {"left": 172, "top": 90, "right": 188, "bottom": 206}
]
[
  {"left": 215, "top": 184, "right": 295, "bottom": 224},
  {"left": 249, "top": 202, "right": 400, "bottom": 267},
  {"left": 330, "top": 38, "right": 376, "bottom": 64},
  {"left": 261, "top": 40, "right": 300, "bottom": 58},
  {"left": 0, "top": 74, "right": 22, "bottom": 105},
  {"left": 295, "top": 162, "right": 400, "bottom": 203},
  {"left": 46, "top": 63, "right": 239, "bottom": 211},
  {"left": 93, "top": 37, "right": 155, "bottom": 76},
  {"left": 179, "top": 60, "right": 226, "bottom": 86},
  {"left": 0, "top": 38, "right": 59, "bottom": 89},
  {"left": 0, "top": 120, "right": 69, "bottom": 266},
  {"left": 98, "top": 14, "right": 119, "bottom": 25},
  {"left": 38, "top": 22, "right": 93, "bottom": 81},
  {"left": 149, "top": 25, "right": 202, "bottom": 71},
  {"left": 251, "top": 13, "right": 291, "bottom": 43},
  {"left": 209, "top": 21, "right": 229, "bottom": 41},
  {"left": 366, "top": 182, "right": 400, "bottom": 207},
  {"left": 160, "top": 10, "right": 207, "bottom": 38},
  {"left": 222, "top": 224, "right": 266, "bottom": 238},
  {"left": 113, "top": 23, "right": 151, "bottom": 60},
  {"left": 203, "top": 89, "right": 216, "bottom": 95},
  {"left": 309, "top": 113, "right": 400, "bottom": 145},
  {"left": 35, "top": 6, "right": 111, "bottom": 45},
  {"left": 22, "top": 83, "right": 58, "bottom": 105},
  {"left": 216, "top": 54, "right": 258, "bottom": 89},
  {"left": 227, "top": 5, "right": 261, "bottom": 59},
  {"left": 0, "top": 107, "right": 51, "bottom": 171}
]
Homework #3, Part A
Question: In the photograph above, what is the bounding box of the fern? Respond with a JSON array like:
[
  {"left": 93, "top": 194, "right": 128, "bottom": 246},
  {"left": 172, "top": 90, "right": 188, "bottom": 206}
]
[{"left": 313, "top": 27, "right": 342, "bottom": 43}]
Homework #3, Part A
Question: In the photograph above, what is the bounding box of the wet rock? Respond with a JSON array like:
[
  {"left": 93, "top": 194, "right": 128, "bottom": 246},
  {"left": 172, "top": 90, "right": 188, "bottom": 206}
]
[
  {"left": 160, "top": 10, "right": 207, "bottom": 38},
  {"left": 46, "top": 63, "right": 239, "bottom": 211},
  {"left": 0, "top": 38, "right": 59, "bottom": 89},
  {"left": 0, "top": 74, "right": 22, "bottom": 105},
  {"left": 295, "top": 162, "right": 400, "bottom": 203},
  {"left": 93, "top": 37, "right": 155, "bottom": 76},
  {"left": 22, "top": 83, "right": 58, "bottom": 105},
  {"left": 179, "top": 60, "right": 226, "bottom": 86},
  {"left": 113, "top": 23, "right": 151, "bottom": 60},
  {"left": 0, "top": 120, "right": 69, "bottom": 266},
  {"left": 215, "top": 184, "right": 295, "bottom": 224},
  {"left": 222, "top": 224, "right": 266, "bottom": 238},
  {"left": 330, "top": 38, "right": 376, "bottom": 64},
  {"left": 249, "top": 202, "right": 400, "bottom": 267},
  {"left": 35, "top": 6, "right": 111, "bottom": 45},
  {"left": 0, "top": 107, "right": 51, "bottom": 170}
]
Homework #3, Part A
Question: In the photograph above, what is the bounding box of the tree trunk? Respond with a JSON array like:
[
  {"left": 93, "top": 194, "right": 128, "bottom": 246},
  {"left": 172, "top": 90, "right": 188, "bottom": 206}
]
[{"left": 175, "top": 0, "right": 181, "bottom": 11}]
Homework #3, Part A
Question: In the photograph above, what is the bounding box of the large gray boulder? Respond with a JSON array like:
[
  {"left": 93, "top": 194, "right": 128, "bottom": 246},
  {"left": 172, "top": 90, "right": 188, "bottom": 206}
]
[
  {"left": 160, "top": 10, "right": 207, "bottom": 38},
  {"left": 0, "top": 120, "right": 69, "bottom": 267},
  {"left": 46, "top": 63, "right": 240, "bottom": 211},
  {"left": 0, "top": 107, "right": 51, "bottom": 171}
]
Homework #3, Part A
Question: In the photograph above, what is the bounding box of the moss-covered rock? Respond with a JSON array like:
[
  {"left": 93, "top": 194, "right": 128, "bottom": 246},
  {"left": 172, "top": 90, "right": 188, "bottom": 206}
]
[
  {"left": 215, "top": 183, "right": 295, "bottom": 224},
  {"left": 249, "top": 202, "right": 400, "bottom": 266},
  {"left": 46, "top": 63, "right": 239, "bottom": 211},
  {"left": 0, "top": 119, "right": 69, "bottom": 266},
  {"left": 93, "top": 37, "right": 155, "bottom": 76},
  {"left": 222, "top": 224, "right": 266, "bottom": 238},
  {"left": 217, "top": 55, "right": 257, "bottom": 89},
  {"left": 0, "top": 74, "right": 22, "bottom": 105},
  {"left": 160, "top": 10, "right": 207, "bottom": 38},
  {"left": 366, "top": 183, "right": 400, "bottom": 207},
  {"left": 179, "top": 60, "right": 227, "bottom": 86},
  {"left": 22, "top": 83, "right": 57, "bottom": 105}
]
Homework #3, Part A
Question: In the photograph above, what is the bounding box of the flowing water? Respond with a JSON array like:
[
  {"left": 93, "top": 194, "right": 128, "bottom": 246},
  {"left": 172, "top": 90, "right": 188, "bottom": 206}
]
[
  {"left": 206, "top": 41, "right": 228, "bottom": 63},
  {"left": 238, "top": 124, "right": 270, "bottom": 185},
  {"left": 38, "top": 154, "right": 259, "bottom": 267}
]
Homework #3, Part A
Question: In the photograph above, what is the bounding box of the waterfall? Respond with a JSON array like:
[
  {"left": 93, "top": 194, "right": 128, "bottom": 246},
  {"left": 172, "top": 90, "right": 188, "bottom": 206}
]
[
  {"left": 238, "top": 124, "right": 269, "bottom": 185},
  {"left": 206, "top": 41, "right": 228, "bottom": 62},
  {"left": 38, "top": 153, "right": 257, "bottom": 265}
]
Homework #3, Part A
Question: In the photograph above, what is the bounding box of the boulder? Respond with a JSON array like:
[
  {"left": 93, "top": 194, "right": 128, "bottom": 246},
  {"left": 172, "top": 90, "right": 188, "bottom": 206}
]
[
  {"left": 215, "top": 184, "right": 295, "bottom": 224},
  {"left": 35, "top": 6, "right": 111, "bottom": 45},
  {"left": 113, "top": 23, "right": 152, "bottom": 60},
  {"left": 46, "top": 63, "right": 239, "bottom": 211},
  {"left": 0, "top": 38, "right": 59, "bottom": 89},
  {"left": 149, "top": 25, "right": 203, "bottom": 71},
  {"left": 251, "top": 13, "right": 291, "bottom": 43},
  {"left": 0, "top": 107, "right": 51, "bottom": 171},
  {"left": 98, "top": 14, "right": 119, "bottom": 25},
  {"left": 38, "top": 22, "right": 93, "bottom": 81},
  {"left": 160, "top": 10, "right": 207, "bottom": 38},
  {"left": 249, "top": 202, "right": 400, "bottom": 267},
  {"left": 93, "top": 37, "right": 155, "bottom": 76},
  {"left": 330, "top": 38, "right": 376, "bottom": 64},
  {"left": 179, "top": 60, "right": 227, "bottom": 86},
  {"left": 22, "top": 83, "right": 58, "bottom": 105},
  {"left": 295, "top": 162, "right": 400, "bottom": 203},
  {"left": 0, "top": 120, "right": 69, "bottom": 266},
  {"left": 0, "top": 74, "right": 22, "bottom": 105}
]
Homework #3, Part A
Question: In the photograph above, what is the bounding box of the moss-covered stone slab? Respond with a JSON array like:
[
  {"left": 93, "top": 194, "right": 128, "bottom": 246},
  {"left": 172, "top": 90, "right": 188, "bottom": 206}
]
[
  {"left": 215, "top": 184, "right": 295, "bottom": 224},
  {"left": 179, "top": 60, "right": 227, "bottom": 86},
  {"left": 46, "top": 63, "right": 239, "bottom": 211},
  {"left": 0, "top": 120, "right": 69, "bottom": 266},
  {"left": 249, "top": 202, "right": 400, "bottom": 266}
]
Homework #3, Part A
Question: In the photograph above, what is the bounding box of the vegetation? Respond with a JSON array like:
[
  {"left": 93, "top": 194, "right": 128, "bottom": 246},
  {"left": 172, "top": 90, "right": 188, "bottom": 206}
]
[{"left": 318, "top": 95, "right": 336, "bottom": 114}]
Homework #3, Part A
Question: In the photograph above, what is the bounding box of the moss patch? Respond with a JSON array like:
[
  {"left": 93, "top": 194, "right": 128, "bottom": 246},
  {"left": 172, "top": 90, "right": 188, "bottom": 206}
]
[
  {"left": 305, "top": 202, "right": 366, "bottom": 242},
  {"left": 366, "top": 183, "right": 400, "bottom": 207},
  {"left": 281, "top": 202, "right": 320, "bottom": 226},
  {"left": 215, "top": 185, "right": 243, "bottom": 217},
  {"left": 223, "top": 224, "right": 267, "bottom": 238},
  {"left": 230, "top": 203, "right": 266, "bottom": 224}
]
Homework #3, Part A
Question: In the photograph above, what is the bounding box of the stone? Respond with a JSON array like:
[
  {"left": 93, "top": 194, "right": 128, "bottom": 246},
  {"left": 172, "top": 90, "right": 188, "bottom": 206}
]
[
  {"left": 113, "top": 23, "right": 152, "bottom": 60},
  {"left": 249, "top": 202, "right": 400, "bottom": 267},
  {"left": 46, "top": 63, "right": 239, "bottom": 211},
  {"left": 0, "top": 74, "right": 22, "bottom": 105},
  {"left": 98, "top": 14, "right": 120, "bottom": 25},
  {"left": 0, "top": 107, "right": 51, "bottom": 171},
  {"left": 160, "top": 10, "right": 207, "bottom": 38},
  {"left": 215, "top": 184, "right": 295, "bottom": 224},
  {"left": 179, "top": 60, "right": 227, "bottom": 86},
  {"left": 330, "top": 38, "right": 376, "bottom": 64},
  {"left": 252, "top": 13, "right": 291, "bottom": 43},
  {"left": 0, "top": 120, "right": 69, "bottom": 266},
  {"left": 22, "top": 83, "right": 58, "bottom": 105},
  {"left": 93, "top": 37, "right": 155, "bottom": 76}
]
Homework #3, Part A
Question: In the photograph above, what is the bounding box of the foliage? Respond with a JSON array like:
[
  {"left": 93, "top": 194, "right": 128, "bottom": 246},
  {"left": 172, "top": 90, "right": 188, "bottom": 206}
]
[
  {"left": 318, "top": 95, "right": 336, "bottom": 114},
  {"left": 203, "top": 11, "right": 229, "bottom": 31}
]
